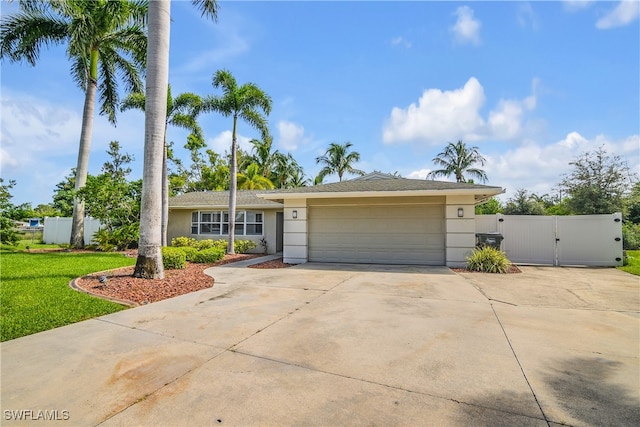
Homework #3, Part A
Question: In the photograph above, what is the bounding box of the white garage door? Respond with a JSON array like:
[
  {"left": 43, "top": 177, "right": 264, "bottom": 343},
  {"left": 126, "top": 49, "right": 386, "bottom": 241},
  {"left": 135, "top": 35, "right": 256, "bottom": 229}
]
[{"left": 308, "top": 204, "right": 445, "bottom": 265}]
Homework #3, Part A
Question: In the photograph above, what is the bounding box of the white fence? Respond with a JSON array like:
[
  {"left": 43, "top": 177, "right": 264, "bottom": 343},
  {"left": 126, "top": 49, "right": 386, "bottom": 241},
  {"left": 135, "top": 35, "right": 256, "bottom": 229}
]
[
  {"left": 476, "top": 213, "right": 623, "bottom": 267},
  {"left": 43, "top": 217, "right": 104, "bottom": 245}
]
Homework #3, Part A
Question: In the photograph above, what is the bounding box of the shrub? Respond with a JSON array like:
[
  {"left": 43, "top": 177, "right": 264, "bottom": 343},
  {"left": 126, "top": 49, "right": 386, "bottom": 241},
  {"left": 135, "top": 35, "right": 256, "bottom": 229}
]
[
  {"left": 171, "top": 236, "right": 197, "bottom": 247},
  {"left": 194, "top": 239, "right": 217, "bottom": 250},
  {"left": 466, "top": 246, "right": 511, "bottom": 273},
  {"left": 622, "top": 222, "right": 640, "bottom": 250},
  {"left": 213, "top": 239, "right": 229, "bottom": 251},
  {"left": 93, "top": 225, "right": 139, "bottom": 252},
  {"left": 192, "top": 247, "right": 225, "bottom": 263},
  {"left": 180, "top": 246, "right": 199, "bottom": 261},
  {"left": 234, "top": 239, "right": 257, "bottom": 254},
  {"left": 162, "top": 247, "right": 186, "bottom": 270}
]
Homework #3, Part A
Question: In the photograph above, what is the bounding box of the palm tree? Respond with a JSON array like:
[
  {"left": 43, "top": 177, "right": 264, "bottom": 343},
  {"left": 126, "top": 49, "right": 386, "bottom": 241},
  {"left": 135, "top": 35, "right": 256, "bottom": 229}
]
[
  {"left": 316, "top": 142, "right": 365, "bottom": 182},
  {"left": 249, "top": 136, "right": 276, "bottom": 177},
  {"left": 427, "top": 140, "right": 488, "bottom": 183},
  {"left": 134, "top": 0, "right": 218, "bottom": 279},
  {"left": 272, "top": 152, "right": 305, "bottom": 189},
  {"left": 1, "top": 0, "right": 147, "bottom": 248},
  {"left": 201, "top": 69, "right": 272, "bottom": 254},
  {"left": 237, "top": 163, "right": 275, "bottom": 190},
  {"left": 121, "top": 85, "right": 204, "bottom": 246}
]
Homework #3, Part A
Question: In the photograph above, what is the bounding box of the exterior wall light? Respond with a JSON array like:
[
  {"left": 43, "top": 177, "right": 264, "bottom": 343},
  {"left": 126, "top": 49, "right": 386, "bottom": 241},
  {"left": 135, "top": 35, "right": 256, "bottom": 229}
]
[
  {"left": 292, "top": 210, "right": 298, "bottom": 219},
  {"left": 457, "top": 208, "right": 464, "bottom": 218}
]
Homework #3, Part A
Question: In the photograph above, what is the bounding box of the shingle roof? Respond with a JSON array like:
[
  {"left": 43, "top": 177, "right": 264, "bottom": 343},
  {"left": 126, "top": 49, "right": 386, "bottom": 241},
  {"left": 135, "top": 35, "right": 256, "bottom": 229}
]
[
  {"left": 169, "top": 190, "right": 283, "bottom": 209},
  {"left": 258, "top": 177, "right": 503, "bottom": 195}
]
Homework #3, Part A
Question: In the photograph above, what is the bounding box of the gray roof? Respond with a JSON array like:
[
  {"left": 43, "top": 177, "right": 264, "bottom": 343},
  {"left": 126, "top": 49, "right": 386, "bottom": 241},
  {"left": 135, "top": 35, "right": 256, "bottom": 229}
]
[
  {"left": 169, "top": 190, "right": 283, "bottom": 209},
  {"left": 258, "top": 177, "right": 503, "bottom": 196}
]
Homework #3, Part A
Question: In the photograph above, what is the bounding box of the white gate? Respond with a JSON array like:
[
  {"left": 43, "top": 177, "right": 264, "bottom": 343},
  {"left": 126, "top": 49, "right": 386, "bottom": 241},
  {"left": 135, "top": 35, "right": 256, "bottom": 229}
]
[{"left": 476, "top": 213, "right": 623, "bottom": 267}]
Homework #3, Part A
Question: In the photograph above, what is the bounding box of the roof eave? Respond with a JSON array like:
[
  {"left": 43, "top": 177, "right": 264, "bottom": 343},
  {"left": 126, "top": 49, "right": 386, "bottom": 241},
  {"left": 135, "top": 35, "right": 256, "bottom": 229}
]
[{"left": 169, "top": 204, "right": 283, "bottom": 210}]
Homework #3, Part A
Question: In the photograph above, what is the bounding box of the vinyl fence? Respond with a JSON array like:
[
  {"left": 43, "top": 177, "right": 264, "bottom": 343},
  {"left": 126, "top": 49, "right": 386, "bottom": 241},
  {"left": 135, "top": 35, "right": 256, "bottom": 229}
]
[
  {"left": 43, "top": 217, "right": 104, "bottom": 245},
  {"left": 476, "top": 213, "right": 623, "bottom": 267}
]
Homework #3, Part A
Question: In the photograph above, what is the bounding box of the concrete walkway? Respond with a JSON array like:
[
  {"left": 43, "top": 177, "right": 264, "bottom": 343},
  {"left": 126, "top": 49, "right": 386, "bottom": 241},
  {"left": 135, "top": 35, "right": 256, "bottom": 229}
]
[{"left": 1, "top": 262, "right": 638, "bottom": 426}]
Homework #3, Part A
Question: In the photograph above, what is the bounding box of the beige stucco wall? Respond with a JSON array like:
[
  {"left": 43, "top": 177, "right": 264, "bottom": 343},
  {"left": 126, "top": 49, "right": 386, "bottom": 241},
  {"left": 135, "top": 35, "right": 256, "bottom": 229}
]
[
  {"left": 445, "top": 195, "right": 476, "bottom": 268},
  {"left": 167, "top": 208, "right": 280, "bottom": 254},
  {"left": 283, "top": 199, "right": 308, "bottom": 264}
]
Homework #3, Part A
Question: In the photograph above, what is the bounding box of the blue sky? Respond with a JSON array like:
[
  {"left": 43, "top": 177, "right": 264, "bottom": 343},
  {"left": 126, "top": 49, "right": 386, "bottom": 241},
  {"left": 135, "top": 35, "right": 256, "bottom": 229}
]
[{"left": 1, "top": 0, "right": 639, "bottom": 207}]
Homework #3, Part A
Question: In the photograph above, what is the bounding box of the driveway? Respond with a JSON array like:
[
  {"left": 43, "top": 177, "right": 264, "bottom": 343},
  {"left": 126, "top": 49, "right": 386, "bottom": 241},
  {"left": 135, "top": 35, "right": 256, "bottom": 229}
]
[{"left": 1, "top": 261, "right": 638, "bottom": 426}]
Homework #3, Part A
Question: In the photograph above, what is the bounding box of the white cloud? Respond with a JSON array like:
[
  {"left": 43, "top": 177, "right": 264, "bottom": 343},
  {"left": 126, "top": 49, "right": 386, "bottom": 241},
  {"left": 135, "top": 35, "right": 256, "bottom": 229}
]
[
  {"left": 0, "top": 147, "right": 18, "bottom": 169},
  {"left": 562, "top": 0, "right": 595, "bottom": 12},
  {"left": 276, "top": 120, "right": 309, "bottom": 151},
  {"left": 596, "top": 1, "right": 640, "bottom": 29},
  {"left": 451, "top": 6, "right": 481, "bottom": 45},
  {"left": 208, "top": 130, "right": 252, "bottom": 155},
  {"left": 407, "top": 169, "right": 433, "bottom": 180},
  {"left": 517, "top": 2, "right": 539, "bottom": 30},
  {"left": 382, "top": 77, "right": 537, "bottom": 145},
  {"left": 390, "top": 36, "right": 412, "bottom": 49},
  {"left": 486, "top": 132, "right": 640, "bottom": 199}
]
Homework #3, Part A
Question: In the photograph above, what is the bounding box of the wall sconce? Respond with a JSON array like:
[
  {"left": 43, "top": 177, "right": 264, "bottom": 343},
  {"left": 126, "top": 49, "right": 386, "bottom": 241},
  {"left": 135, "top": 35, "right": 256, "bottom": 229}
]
[
  {"left": 292, "top": 210, "right": 298, "bottom": 219},
  {"left": 457, "top": 208, "right": 464, "bottom": 218}
]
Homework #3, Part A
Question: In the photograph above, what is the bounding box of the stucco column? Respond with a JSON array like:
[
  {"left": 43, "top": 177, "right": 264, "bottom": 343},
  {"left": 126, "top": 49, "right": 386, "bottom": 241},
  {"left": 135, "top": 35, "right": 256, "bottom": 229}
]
[
  {"left": 283, "top": 198, "right": 308, "bottom": 264},
  {"left": 445, "top": 195, "right": 476, "bottom": 268}
]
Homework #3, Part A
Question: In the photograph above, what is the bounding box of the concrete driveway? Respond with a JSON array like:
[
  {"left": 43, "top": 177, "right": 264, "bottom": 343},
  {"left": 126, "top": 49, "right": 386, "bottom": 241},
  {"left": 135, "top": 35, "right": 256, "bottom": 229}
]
[{"left": 1, "top": 260, "right": 638, "bottom": 426}]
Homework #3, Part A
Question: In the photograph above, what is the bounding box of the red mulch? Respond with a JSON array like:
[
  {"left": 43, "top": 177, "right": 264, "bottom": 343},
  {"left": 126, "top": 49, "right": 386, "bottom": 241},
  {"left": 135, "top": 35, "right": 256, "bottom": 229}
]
[
  {"left": 452, "top": 265, "right": 522, "bottom": 274},
  {"left": 74, "top": 253, "right": 261, "bottom": 306},
  {"left": 247, "top": 257, "right": 294, "bottom": 269}
]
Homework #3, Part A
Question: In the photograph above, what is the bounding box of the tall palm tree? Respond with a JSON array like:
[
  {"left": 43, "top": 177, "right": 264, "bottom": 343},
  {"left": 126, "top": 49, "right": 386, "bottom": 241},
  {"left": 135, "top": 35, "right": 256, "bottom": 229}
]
[
  {"left": 201, "top": 69, "right": 272, "bottom": 254},
  {"left": 316, "top": 141, "right": 365, "bottom": 182},
  {"left": 134, "top": 0, "right": 218, "bottom": 279},
  {"left": 237, "top": 163, "right": 275, "bottom": 190},
  {"left": 427, "top": 140, "right": 488, "bottom": 183},
  {"left": 121, "top": 85, "right": 204, "bottom": 246},
  {"left": 0, "top": 0, "right": 147, "bottom": 248}
]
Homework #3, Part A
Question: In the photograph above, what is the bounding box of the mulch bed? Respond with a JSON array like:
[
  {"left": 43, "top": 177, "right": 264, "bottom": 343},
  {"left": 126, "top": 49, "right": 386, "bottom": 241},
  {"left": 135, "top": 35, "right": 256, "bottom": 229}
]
[
  {"left": 247, "top": 257, "right": 294, "bottom": 269},
  {"left": 73, "top": 253, "right": 262, "bottom": 306},
  {"left": 452, "top": 265, "right": 522, "bottom": 274}
]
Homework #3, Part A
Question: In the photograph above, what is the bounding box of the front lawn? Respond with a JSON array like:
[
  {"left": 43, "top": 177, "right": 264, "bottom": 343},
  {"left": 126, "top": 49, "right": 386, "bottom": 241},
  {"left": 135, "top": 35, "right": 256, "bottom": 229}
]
[
  {"left": 619, "top": 250, "right": 640, "bottom": 276},
  {"left": 0, "top": 251, "right": 136, "bottom": 341}
]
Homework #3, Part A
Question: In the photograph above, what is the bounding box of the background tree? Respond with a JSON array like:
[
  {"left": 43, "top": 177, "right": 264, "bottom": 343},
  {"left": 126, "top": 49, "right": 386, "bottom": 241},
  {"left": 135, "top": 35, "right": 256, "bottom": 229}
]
[
  {"left": 78, "top": 141, "right": 141, "bottom": 250},
  {"left": 272, "top": 152, "right": 305, "bottom": 189},
  {"left": 249, "top": 137, "right": 276, "bottom": 177},
  {"left": 475, "top": 197, "right": 503, "bottom": 215},
  {"left": 237, "top": 163, "right": 275, "bottom": 190},
  {"left": 122, "top": 85, "right": 204, "bottom": 245},
  {"left": 1, "top": 0, "right": 147, "bottom": 249},
  {"left": 427, "top": 140, "right": 487, "bottom": 183},
  {"left": 558, "top": 146, "right": 633, "bottom": 215},
  {"left": 202, "top": 69, "right": 272, "bottom": 254},
  {"left": 315, "top": 141, "right": 365, "bottom": 182},
  {"left": 503, "top": 189, "right": 546, "bottom": 215},
  {"left": 0, "top": 179, "right": 20, "bottom": 245}
]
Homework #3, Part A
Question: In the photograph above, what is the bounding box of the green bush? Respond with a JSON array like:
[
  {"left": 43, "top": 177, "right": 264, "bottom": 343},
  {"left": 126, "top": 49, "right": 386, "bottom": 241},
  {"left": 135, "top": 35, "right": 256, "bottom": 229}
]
[
  {"left": 466, "top": 246, "right": 511, "bottom": 273},
  {"left": 92, "top": 224, "right": 139, "bottom": 251},
  {"left": 171, "top": 236, "right": 197, "bottom": 247},
  {"left": 193, "top": 239, "right": 216, "bottom": 250},
  {"left": 234, "top": 239, "right": 257, "bottom": 254},
  {"left": 192, "top": 247, "right": 225, "bottom": 263},
  {"left": 622, "top": 222, "right": 640, "bottom": 250},
  {"left": 180, "top": 246, "right": 199, "bottom": 261},
  {"left": 162, "top": 247, "right": 186, "bottom": 269}
]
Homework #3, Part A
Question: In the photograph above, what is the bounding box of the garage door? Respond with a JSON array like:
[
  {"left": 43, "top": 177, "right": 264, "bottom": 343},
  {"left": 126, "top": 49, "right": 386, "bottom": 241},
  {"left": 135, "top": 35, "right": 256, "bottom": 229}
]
[{"left": 308, "top": 204, "right": 445, "bottom": 265}]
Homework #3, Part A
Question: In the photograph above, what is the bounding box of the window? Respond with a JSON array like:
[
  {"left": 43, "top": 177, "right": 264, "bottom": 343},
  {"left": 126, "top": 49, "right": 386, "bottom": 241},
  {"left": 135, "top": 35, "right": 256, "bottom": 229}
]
[{"left": 191, "top": 210, "right": 264, "bottom": 236}]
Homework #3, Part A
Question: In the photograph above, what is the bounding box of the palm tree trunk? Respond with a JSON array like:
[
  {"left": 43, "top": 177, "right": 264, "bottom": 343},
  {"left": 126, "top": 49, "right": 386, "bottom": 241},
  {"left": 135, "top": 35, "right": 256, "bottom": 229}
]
[
  {"left": 134, "top": 0, "right": 170, "bottom": 279},
  {"left": 227, "top": 115, "right": 238, "bottom": 255},
  {"left": 70, "top": 78, "right": 98, "bottom": 249},
  {"left": 162, "top": 142, "right": 168, "bottom": 247}
]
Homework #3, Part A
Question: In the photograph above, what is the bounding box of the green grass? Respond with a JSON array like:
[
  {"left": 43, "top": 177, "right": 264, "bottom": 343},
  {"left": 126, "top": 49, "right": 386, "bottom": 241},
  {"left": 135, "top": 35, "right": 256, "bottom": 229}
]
[
  {"left": 618, "top": 250, "right": 640, "bottom": 276},
  {"left": 0, "top": 251, "right": 136, "bottom": 341},
  {"left": 1, "top": 236, "right": 61, "bottom": 252}
]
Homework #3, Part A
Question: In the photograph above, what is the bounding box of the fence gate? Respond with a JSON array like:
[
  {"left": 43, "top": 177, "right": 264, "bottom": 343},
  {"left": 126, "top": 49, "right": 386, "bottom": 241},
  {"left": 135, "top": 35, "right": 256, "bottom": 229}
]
[{"left": 475, "top": 213, "right": 623, "bottom": 267}]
